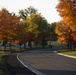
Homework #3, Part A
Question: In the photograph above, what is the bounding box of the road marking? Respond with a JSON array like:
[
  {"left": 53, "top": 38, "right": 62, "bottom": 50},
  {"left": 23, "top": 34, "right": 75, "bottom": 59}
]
[{"left": 17, "top": 54, "right": 45, "bottom": 75}]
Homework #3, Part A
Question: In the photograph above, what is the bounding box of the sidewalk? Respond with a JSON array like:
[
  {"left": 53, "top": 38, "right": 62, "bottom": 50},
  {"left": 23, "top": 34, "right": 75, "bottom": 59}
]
[{"left": 6, "top": 54, "right": 37, "bottom": 75}]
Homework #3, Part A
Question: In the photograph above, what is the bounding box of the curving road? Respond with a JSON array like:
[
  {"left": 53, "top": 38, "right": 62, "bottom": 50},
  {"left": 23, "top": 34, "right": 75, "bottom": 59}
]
[
  {"left": 6, "top": 54, "right": 37, "bottom": 75},
  {"left": 18, "top": 48, "right": 76, "bottom": 75}
]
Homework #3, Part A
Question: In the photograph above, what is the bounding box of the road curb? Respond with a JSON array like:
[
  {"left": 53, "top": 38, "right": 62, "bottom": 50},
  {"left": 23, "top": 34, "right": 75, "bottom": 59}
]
[
  {"left": 54, "top": 51, "right": 76, "bottom": 59},
  {"left": 17, "top": 54, "right": 45, "bottom": 75}
]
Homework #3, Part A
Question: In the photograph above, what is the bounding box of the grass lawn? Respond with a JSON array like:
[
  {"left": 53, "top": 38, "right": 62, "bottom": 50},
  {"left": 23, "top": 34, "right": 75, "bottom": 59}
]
[
  {"left": 0, "top": 53, "right": 10, "bottom": 75},
  {"left": 58, "top": 50, "right": 76, "bottom": 56}
]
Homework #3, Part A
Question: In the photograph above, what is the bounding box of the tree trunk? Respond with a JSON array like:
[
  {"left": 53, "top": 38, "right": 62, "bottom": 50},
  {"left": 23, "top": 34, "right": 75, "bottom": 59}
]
[
  {"left": 19, "top": 44, "right": 22, "bottom": 50},
  {"left": 9, "top": 43, "right": 12, "bottom": 53},
  {"left": 69, "top": 42, "right": 72, "bottom": 50},
  {"left": 73, "top": 41, "right": 76, "bottom": 51},
  {"left": 28, "top": 41, "right": 32, "bottom": 48},
  {"left": 24, "top": 43, "right": 26, "bottom": 49},
  {"left": 4, "top": 45, "right": 6, "bottom": 51}
]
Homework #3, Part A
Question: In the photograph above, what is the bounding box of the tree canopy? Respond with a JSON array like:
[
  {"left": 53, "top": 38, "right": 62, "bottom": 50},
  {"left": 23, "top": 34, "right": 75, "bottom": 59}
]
[
  {"left": 0, "top": 8, "right": 19, "bottom": 43},
  {"left": 0, "top": 6, "right": 57, "bottom": 48},
  {"left": 56, "top": 0, "right": 76, "bottom": 50},
  {"left": 56, "top": 0, "right": 76, "bottom": 31}
]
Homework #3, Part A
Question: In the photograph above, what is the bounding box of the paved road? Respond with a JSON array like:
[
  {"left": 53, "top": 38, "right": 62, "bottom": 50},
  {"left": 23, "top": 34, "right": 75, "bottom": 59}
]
[
  {"left": 18, "top": 48, "right": 76, "bottom": 75},
  {"left": 6, "top": 54, "right": 37, "bottom": 75}
]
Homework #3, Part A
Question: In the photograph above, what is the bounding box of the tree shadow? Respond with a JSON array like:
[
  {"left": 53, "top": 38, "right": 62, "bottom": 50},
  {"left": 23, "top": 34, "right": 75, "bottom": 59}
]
[
  {"left": 39, "top": 69, "right": 76, "bottom": 75},
  {"left": 6, "top": 55, "right": 37, "bottom": 75}
]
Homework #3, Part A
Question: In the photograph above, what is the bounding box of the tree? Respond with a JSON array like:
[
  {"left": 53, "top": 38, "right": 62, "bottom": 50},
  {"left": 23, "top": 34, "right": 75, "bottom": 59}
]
[
  {"left": 33, "top": 37, "right": 41, "bottom": 45},
  {"left": 19, "top": 6, "right": 38, "bottom": 20},
  {"left": 47, "top": 22, "right": 57, "bottom": 41},
  {"left": 0, "top": 8, "right": 20, "bottom": 52},
  {"left": 23, "top": 14, "right": 49, "bottom": 47},
  {"left": 26, "top": 31, "right": 35, "bottom": 48},
  {"left": 55, "top": 21, "right": 75, "bottom": 50},
  {"left": 56, "top": 0, "right": 76, "bottom": 50},
  {"left": 12, "top": 22, "right": 26, "bottom": 50},
  {"left": 56, "top": 0, "right": 76, "bottom": 31}
]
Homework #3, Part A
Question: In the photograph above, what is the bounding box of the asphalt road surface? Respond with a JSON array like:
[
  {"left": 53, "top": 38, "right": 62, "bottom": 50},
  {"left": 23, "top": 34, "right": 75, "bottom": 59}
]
[
  {"left": 6, "top": 54, "right": 37, "bottom": 75},
  {"left": 18, "top": 48, "right": 76, "bottom": 75}
]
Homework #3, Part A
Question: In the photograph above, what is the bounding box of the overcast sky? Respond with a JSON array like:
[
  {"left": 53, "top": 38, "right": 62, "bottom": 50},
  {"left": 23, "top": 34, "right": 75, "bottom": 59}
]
[{"left": 0, "top": 0, "right": 61, "bottom": 23}]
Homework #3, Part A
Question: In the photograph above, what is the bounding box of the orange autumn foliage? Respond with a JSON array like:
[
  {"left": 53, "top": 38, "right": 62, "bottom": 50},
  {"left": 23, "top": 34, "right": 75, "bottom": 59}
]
[
  {"left": 55, "top": 21, "right": 74, "bottom": 44},
  {"left": 56, "top": 0, "right": 76, "bottom": 31},
  {"left": 0, "top": 8, "right": 20, "bottom": 42},
  {"left": 58, "top": 37, "right": 66, "bottom": 43},
  {"left": 12, "top": 40, "right": 20, "bottom": 45}
]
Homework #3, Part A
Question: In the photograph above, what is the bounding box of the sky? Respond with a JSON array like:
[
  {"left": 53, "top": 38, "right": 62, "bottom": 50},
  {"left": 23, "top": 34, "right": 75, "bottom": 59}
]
[{"left": 0, "top": 0, "right": 61, "bottom": 23}]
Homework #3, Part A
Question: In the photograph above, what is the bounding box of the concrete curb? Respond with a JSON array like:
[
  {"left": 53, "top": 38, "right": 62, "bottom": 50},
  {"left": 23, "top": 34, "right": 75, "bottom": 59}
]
[
  {"left": 17, "top": 54, "right": 45, "bottom": 75},
  {"left": 54, "top": 51, "right": 76, "bottom": 59},
  {"left": 58, "top": 53, "right": 76, "bottom": 59}
]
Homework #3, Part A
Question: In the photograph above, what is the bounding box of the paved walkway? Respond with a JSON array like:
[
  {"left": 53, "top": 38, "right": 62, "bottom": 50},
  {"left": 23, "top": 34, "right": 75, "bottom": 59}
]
[
  {"left": 6, "top": 54, "right": 37, "bottom": 75},
  {"left": 18, "top": 49, "right": 76, "bottom": 75}
]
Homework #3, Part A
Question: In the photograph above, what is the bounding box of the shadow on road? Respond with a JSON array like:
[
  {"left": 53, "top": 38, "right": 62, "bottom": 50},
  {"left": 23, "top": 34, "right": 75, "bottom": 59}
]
[
  {"left": 39, "top": 69, "right": 76, "bottom": 75},
  {"left": 6, "top": 54, "right": 37, "bottom": 75}
]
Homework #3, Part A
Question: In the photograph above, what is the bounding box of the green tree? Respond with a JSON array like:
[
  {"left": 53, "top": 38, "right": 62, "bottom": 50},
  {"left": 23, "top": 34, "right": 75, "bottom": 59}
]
[
  {"left": 23, "top": 14, "right": 49, "bottom": 47},
  {"left": 47, "top": 22, "right": 57, "bottom": 41},
  {"left": 19, "top": 6, "right": 38, "bottom": 20}
]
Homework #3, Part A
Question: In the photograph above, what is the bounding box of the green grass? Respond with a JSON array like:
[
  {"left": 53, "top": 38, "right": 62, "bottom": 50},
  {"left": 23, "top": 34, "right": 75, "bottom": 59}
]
[
  {"left": 58, "top": 50, "right": 76, "bottom": 56},
  {"left": 0, "top": 53, "right": 10, "bottom": 75}
]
